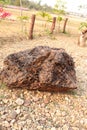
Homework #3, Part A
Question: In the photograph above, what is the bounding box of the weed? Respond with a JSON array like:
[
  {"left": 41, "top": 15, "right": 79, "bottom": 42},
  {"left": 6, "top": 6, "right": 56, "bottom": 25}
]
[
  {"left": 0, "top": 83, "right": 6, "bottom": 89},
  {"left": 0, "top": 94, "right": 5, "bottom": 99}
]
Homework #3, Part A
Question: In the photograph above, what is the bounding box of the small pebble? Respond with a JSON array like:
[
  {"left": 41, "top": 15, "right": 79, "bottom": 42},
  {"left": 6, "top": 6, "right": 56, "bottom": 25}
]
[
  {"left": 51, "top": 127, "right": 56, "bottom": 130},
  {"left": 15, "top": 108, "right": 21, "bottom": 114},
  {"left": 3, "top": 121, "right": 10, "bottom": 127},
  {"left": 10, "top": 111, "right": 17, "bottom": 119},
  {"left": 15, "top": 98, "right": 24, "bottom": 105}
]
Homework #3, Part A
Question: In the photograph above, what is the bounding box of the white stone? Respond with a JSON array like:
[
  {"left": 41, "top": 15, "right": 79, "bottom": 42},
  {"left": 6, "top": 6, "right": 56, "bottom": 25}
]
[
  {"left": 71, "top": 127, "right": 79, "bottom": 130},
  {"left": 84, "top": 119, "right": 87, "bottom": 129},
  {"left": 23, "top": 128, "right": 28, "bottom": 130},
  {"left": 3, "top": 99, "right": 8, "bottom": 104},
  {"left": 57, "top": 128, "right": 62, "bottom": 130},
  {"left": 10, "top": 119, "right": 16, "bottom": 126},
  {"left": 61, "top": 111, "right": 66, "bottom": 116},
  {"left": 15, "top": 108, "right": 21, "bottom": 114},
  {"left": 15, "top": 98, "right": 24, "bottom": 105},
  {"left": 51, "top": 127, "right": 56, "bottom": 130},
  {"left": 56, "top": 110, "right": 61, "bottom": 116},
  {"left": 62, "top": 124, "right": 69, "bottom": 130},
  {"left": 10, "top": 111, "right": 17, "bottom": 119},
  {"left": 3, "top": 121, "right": 10, "bottom": 127}
]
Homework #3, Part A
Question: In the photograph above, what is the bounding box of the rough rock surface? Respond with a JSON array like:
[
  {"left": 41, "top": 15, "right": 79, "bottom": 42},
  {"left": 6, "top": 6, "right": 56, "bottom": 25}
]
[{"left": 0, "top": 46, "right": 77, "bottom": 91}]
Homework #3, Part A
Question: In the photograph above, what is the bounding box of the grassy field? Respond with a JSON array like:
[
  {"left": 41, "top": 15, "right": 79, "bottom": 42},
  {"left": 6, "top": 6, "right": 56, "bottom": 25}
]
[{"left": 0, "top": 7, "right": 85, "bottom": 42}]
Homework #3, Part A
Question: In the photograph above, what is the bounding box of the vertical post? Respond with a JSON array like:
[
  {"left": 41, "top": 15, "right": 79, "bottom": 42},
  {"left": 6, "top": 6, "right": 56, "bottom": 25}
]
[
  {"left": 50, "top": 17, "right": 56, "bottom": 34},
  {"left": 20, "top": 0, "right": 23, "bottom": 17},
  {"left": 63, "top": 18, "right": 68, "bottom": 33},
  {"left": 29, "top": 14, "right": 36, "bottom": 39}
]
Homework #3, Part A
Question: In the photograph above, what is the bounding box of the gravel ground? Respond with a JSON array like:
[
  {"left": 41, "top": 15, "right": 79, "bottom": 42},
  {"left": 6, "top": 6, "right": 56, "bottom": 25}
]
[{"left": 0, "top": 34, "right": 87, "bottom": 130}]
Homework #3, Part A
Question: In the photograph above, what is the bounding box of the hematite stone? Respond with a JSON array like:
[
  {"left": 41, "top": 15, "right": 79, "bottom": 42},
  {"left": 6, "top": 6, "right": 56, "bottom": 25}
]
[{"left": 0, "top": 46, "right": 77, "bottom": 91}]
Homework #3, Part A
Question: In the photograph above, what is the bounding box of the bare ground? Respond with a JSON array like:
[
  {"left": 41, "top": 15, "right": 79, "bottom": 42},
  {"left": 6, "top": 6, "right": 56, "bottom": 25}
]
[{"left": 0, "top": 34, "right": 87, "bottom": 130}]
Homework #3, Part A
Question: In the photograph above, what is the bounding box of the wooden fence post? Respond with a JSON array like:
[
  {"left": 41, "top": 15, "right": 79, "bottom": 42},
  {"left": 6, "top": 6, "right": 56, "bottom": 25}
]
[
  {"left": 63, "top": 18, "right": 68, "bottom": 33},
  {"left": 29, "top": 14, "right": 36, "bottom": 39},
  {"left": 50, "top": 17, "right": 56, "bottom": 34}
]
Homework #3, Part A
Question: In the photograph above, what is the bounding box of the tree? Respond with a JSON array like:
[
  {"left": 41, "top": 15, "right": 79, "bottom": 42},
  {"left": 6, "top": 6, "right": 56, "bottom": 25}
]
[
  {"left": 78, "top": 4, "right": 87, "bottom": 10},
  {"left": 0, "top": 0, "right": 10, "bottom": 5},
  {"left": 54, "top": 0, "right": 66, "bottom": 15},
  {"left": 13, "top": 0, "right": 20, "bottom": 6},
  {"left": 37, "top": 11, "right": 48, "bottom": 18},
  {"left": 37, "top": 0, "right": 42, "bottom": 5},
  {"left": 53, "top": 0, "right": 68, "bottom": 33},
  {"left": 79, "top": 22, "right": 87, "bottom": 31},
  {"left": 57, "top": 16, "right": 62, "bottom": 31}
]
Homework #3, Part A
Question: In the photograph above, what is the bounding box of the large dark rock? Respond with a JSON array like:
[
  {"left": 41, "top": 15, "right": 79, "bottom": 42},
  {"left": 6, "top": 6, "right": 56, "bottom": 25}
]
[{"left": 0, "top": 46, "right": 77, "bottom": 91}]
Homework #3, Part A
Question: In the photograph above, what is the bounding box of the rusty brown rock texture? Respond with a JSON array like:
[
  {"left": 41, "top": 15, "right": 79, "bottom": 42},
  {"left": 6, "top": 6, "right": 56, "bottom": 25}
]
[{"left": 0, "top": 46, "right": 77, "bottom": 91}]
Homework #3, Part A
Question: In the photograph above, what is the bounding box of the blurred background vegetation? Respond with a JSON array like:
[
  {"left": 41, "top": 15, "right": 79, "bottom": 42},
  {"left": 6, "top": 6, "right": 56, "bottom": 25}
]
[{"left": 0, "top": 0, "right": 53, "bottom": 12}]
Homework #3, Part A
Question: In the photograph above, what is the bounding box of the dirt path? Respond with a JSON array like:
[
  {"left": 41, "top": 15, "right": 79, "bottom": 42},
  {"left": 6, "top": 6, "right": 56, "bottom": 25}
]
[{"left": 0, "top": 35, "right": 87, "bottom": 130}]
